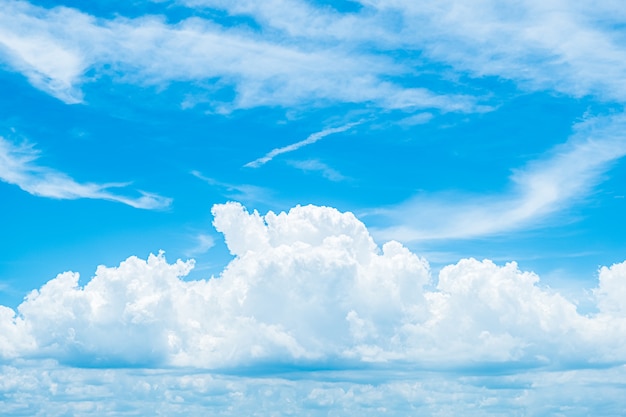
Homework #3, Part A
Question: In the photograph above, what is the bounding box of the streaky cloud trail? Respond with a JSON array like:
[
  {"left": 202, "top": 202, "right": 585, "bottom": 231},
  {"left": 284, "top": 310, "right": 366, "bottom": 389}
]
[
  {"left": 0, "top": 136, "right": 171, "bottom": 209},
  {"left": 373, "top": 113, "right": 626, "bottom": 241},
  {"left": 244, "top": 122, "right": 361, "bottom": 168}
]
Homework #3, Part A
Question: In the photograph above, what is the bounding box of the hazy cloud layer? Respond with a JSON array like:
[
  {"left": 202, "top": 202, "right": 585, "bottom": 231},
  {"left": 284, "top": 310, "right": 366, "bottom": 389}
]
[
  {"left": 2, "top": 362, "right": 625, "bottom": 416},
  {"left": 1, "top": 202, "right": 625, "bottom": 369}
]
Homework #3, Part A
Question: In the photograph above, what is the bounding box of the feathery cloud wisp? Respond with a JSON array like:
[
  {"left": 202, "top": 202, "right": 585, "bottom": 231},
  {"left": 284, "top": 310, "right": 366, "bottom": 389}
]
[
  {"left": 373, "top": 113, "right": 626, "bottom": 241},
  {"left": 0, "top": 0, "right": 487, "bottom": 113},
  {"left": 245, "top": 123, "right": 359, "bottom": 168},
  {"left": 0, "top": 137, "right": 171, "bottom": 209}
]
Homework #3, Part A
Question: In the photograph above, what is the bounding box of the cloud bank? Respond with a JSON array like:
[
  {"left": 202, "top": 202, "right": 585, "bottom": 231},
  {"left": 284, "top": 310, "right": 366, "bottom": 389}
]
[
  {"left": 2, "top": 202, "right": 625, "bottom": 369},
  {"left": 0, "top": 136, "right": 171, "bottom": 209}
]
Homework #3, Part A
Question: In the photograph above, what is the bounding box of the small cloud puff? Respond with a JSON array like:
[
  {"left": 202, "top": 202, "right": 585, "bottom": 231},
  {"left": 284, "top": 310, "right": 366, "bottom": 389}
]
[{"left": 1, "top": 202, "right": 626, "bottom": 369}]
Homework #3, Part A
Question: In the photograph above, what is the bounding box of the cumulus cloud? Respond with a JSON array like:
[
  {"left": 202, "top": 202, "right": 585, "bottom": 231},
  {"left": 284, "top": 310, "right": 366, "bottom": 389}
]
[
  {"left": 374, "top": 113, "right": 626, "bottom": 240},
  {"left": 0, "top": 136, "right": 171, "bottom": 209},
  {"left": 1, "top": 202, "right": 626, "bottom": 369}
]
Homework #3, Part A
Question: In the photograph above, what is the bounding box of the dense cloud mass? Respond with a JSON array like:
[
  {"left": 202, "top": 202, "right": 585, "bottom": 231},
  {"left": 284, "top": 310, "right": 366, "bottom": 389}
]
[{"left": 1, "top": 202, "right": 626, "bottom": 369}]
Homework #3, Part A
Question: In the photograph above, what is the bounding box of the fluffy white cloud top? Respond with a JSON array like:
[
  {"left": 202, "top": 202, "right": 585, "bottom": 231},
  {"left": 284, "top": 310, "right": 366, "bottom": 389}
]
[{"left": 2, "top": 202, "right": 626, "bottom": 370}]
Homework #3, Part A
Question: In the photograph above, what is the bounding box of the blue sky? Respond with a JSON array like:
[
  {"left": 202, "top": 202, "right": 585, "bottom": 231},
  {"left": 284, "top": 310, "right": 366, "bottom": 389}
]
[{"left": 2, "top": 0, "right": 626, "bottom": 415}]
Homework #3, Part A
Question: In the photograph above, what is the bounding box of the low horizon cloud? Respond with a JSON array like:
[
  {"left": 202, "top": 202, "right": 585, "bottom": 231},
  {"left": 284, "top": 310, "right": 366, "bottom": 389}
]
[
  {"left": 2, "top": 201, "right": 625, "bottom": 369},
  {"left": 2, "top": 201, "right": 626, "bottom": 416}
]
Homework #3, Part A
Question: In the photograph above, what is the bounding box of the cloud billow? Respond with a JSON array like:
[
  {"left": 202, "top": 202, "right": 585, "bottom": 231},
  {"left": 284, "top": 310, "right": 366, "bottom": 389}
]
[{"left": 2, "top": 202, "right": 625, "bottom": 370}]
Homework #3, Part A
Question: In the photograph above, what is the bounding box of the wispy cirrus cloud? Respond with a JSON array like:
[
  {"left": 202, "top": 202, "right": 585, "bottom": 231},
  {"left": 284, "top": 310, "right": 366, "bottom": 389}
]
[
  {"left": 245, "top": 123, "right": 359, "bottom": 168},
  {"left": 374, "top": 113, "right": 626, "bottom": 241},
  {"left": 287, "top": 159, "right": 346, "bottom": 181},
  {"left": 0, "top": 0, "right": 487, "bottom": 112},
  {"left": 191, "top": 170, "right": 275, "bottom": 205},
  {"left": 174, "top": 0, "right": 626, "bottom": 105},
  {"left": 365, "top": 0, "right": 626, "bottom": 102},
  {"left": 184, "top": 233, "right": 215, "bottom": 257},
  {"left": 2, "top": 0, "right": 626, "bottom": 112},
  {"left": 0, "top": 136, "right": 171, "bottom": 209}
]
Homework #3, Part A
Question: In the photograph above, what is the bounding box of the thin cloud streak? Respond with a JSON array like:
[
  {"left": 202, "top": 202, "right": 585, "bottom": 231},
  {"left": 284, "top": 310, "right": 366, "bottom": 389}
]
[
  {"left": 374, "top": 113, "right": 626, "bottom": 241},
  {"left": 245, "top": 123, "right": 359, "bottom": 168},
  {"left": 3, "top": 0, "right": 626, "bottom": 112},
  {"left": 0, "top": 137, "right": 171, "bottom": 209},
  {"left": 191, "top": 170, "right": 276, "bottom": 205},
  {"left": 287, "top": 159, "right": 346, "bottom": 181}
]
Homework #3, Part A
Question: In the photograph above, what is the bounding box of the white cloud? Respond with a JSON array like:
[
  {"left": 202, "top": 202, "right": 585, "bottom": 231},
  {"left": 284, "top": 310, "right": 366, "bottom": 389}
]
[
  {"left": 0, "top": 0, "right": 485, "bottom": 112},
  {"left": 0, "top": 136, "right": 171, "bottom": 209},
  {"left": 398, "top": 112, "right": 434, "bottom": 126},
  {"left": 0, "top": 1, "right": 97, "bottom": 103},
  {"left": 191, "top": 170, "right": 276, "bottom": 205},
  {"left": 288, "top": 159, "right": 346, "bottom": 181},
  {"left": 172, "top": 0, "right": 626, "bottom": 103},
  {"left": 1, "top": 361, "right": 625, "bottom": 416},
  {"left": 361, "top": 0, "right": 626, "bottom": 102},
  {"left": 245, "top": 123, "right": 359, "bottom": 168},
  {"left": 2, "top": 0, "right": 626, "bottom": 111},
  {"left": 1, "top": 201, "right": 626, "bottom": 369},
  {"left": 373, "top": 113, "right": 626, "bottom": 240},
  {"left": 184, "top": 233, "right": 215, "bottom": 257}
]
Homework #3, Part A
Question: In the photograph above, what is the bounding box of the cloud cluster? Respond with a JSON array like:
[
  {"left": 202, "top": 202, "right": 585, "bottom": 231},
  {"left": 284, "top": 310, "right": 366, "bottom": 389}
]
[
  {"left": 2, "top": 202, "right": 626, "bottom": 369},
  {"left": 0, "top": 136, "right": 171, "bottom": 209}
]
